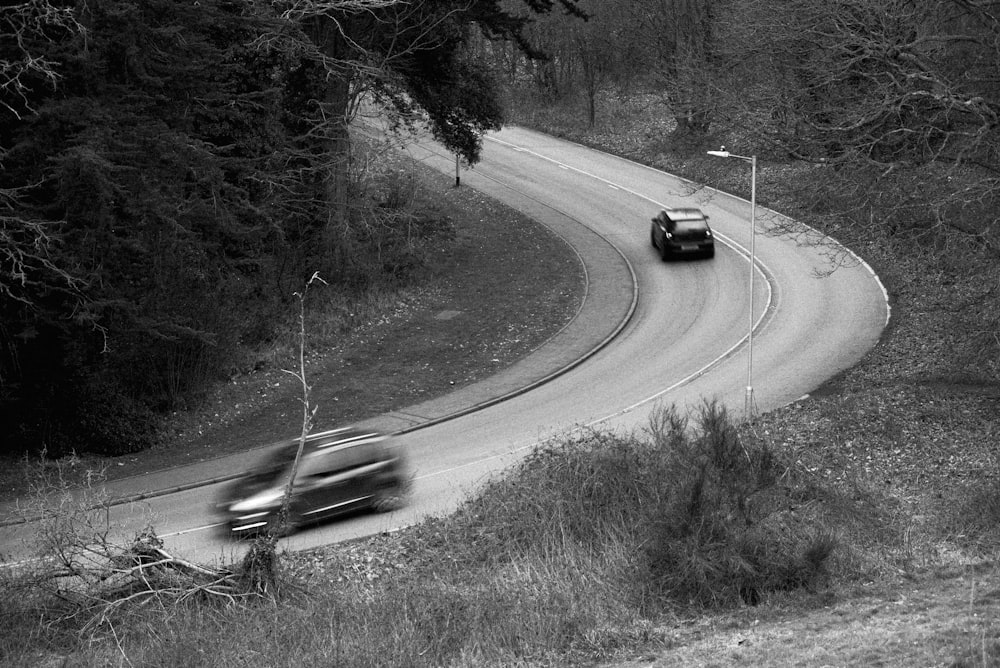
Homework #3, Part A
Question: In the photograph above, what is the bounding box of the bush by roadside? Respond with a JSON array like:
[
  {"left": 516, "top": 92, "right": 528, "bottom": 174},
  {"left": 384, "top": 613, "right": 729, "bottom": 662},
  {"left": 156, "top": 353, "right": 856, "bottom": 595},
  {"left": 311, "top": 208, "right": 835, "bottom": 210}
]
[{"left": 4, "top": 403, "right": 883, "bottom": 667}]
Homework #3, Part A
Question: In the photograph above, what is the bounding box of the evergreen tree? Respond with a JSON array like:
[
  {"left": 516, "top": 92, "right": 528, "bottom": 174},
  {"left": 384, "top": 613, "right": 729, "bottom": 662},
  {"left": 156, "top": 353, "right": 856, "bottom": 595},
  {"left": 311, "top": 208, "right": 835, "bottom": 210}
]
[
  {"left": 262, "top": 0, "right": 584, "bottom": 276},
  {"left": 1, "top": 0, "right": 282, "bottom": 455}
]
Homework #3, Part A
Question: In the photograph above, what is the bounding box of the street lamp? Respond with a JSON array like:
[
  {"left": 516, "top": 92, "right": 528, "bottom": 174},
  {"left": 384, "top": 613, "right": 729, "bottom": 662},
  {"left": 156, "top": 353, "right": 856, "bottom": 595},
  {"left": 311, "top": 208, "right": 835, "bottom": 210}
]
[{"left": 707, "top": 147, "right": 757, "bottom": 418}]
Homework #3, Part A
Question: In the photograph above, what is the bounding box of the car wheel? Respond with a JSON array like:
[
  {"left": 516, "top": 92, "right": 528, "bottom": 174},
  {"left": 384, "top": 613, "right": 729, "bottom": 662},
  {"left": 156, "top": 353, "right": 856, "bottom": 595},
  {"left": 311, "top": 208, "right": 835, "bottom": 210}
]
[
  {"left": 650, "top": 227, "right": 658, "bottom": 248},
  {"left": 660, "top": 242, "right": 671, "bottom": 262},
  {"left": 705, "top": 247, "right": 715, "bottom": 259},
  {"left": 372, "top": 484, "right": 406, "bottom": 512}
]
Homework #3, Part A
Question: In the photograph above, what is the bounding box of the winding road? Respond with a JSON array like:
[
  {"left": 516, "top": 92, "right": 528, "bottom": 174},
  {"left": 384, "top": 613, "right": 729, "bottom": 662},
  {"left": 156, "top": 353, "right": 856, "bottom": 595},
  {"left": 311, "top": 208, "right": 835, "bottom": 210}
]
[{"left": 0, "top": 127, "right": 889, "bottom": 566}]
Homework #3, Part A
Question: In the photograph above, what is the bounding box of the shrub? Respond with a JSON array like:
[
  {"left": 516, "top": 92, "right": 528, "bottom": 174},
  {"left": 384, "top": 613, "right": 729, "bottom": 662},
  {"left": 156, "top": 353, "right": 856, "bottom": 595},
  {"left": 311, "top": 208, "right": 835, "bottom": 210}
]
[
  {"left": 425, "top": 401, "right": 835, "bottom": 611},
  {"left": 643, "top": 402, "right": 835, "bottom": 606}
]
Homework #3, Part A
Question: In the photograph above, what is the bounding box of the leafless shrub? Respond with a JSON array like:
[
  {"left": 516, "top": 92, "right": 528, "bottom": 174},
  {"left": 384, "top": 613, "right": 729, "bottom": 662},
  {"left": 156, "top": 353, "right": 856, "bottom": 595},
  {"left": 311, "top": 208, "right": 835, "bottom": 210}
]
[{"left": 2, "top": 452, "right": 272, "bottom": 647}]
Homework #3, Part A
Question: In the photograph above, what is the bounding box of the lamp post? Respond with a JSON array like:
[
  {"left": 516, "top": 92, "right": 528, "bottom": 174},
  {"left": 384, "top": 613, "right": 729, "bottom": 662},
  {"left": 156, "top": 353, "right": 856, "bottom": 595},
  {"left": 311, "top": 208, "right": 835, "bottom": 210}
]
[{"left": 707, "top": 147, "right": 757, "bottom": 418}]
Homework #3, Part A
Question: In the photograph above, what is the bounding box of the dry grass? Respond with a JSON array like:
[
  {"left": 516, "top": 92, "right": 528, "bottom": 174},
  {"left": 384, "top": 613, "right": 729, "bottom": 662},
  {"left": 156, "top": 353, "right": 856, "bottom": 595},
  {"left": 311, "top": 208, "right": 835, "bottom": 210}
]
[
  {"left": 4, "top": 405, "right": 864, "bottom": 667},
  {"left": 10, "top": 395, "right": 993, "bottom": 666}
]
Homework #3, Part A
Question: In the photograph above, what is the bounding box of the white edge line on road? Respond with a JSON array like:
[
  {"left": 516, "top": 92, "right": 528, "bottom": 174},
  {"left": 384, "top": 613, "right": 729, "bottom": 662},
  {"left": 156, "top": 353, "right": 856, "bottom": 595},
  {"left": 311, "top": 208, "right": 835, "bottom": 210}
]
[
  {"left": 488, "top": 132, "right": 891, "bottom": 329},
  {"left": 217, "top": 132, "right": 891, "bottom": 541},
  {"left": 484, "top": 133, "right": 776, "bottom": 423},
  {"left": 1, "top": 128, "right": 888, "bottom": 550}
]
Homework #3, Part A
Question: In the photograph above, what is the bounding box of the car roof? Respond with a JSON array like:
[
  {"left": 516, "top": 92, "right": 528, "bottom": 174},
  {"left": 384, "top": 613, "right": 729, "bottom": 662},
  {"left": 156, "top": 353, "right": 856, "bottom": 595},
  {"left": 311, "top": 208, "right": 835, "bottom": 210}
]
[
  {"left": 664, "top": 208, "right": 707, "bottom": 221},
  {"left": 262, "top": 428, "right": 388, "bottom": 460},
  {"left": 243, "top": 428, "right": 393, "bottom": 480},
  {"left": 307, "top": 428, "right": 388, "bottom": 452}
]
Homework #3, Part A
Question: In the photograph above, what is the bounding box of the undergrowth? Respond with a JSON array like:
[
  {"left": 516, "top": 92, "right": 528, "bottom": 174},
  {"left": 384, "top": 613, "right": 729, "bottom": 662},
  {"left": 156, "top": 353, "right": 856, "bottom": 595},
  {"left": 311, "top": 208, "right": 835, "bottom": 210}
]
[{"left": 1, "top": 402, "right": 891, "bottom": 666}]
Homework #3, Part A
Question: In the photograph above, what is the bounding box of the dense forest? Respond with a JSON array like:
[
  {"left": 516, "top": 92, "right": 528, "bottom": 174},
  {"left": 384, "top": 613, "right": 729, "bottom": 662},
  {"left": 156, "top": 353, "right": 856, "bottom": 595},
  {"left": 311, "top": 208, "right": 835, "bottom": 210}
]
[
  {"left": 3, "top": 0, "right": 999, "bottom": 458},
  {"left": 0, "top": 0, "right": 581, "bottom": 456}
]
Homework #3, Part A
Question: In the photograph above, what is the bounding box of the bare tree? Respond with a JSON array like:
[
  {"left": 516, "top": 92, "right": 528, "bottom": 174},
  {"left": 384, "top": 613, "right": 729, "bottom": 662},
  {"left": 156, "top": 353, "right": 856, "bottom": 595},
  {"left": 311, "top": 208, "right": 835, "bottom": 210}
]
[
  {"left": 569, "top": 0, "right": 624, "bottom": 127},
  {"left": 730, "top": 0, "right": 1000, "bottom": 168},
  {"left": 274, "top": 271, "right": 327, "bottom": 540},
  {"left": 1, "top": 1, "right": 86, "bottom": 300},
  {"left": 511, "top": 0, "right": 644, "bottom": 125},
  {"left": 1, "top": 2, "right": 88, "bottom": 388},
  {"left": 721, "top": 0, "right": 1000, "bottom": 248},
  {"left": 0, "top": 1, "right": 82, "bottom": 119},
  {"left": 636, "top": 0, "right": 720, "bottom": 135},
  {"left": 706, "top": 0, "right": 1000, "bottom": 369}
]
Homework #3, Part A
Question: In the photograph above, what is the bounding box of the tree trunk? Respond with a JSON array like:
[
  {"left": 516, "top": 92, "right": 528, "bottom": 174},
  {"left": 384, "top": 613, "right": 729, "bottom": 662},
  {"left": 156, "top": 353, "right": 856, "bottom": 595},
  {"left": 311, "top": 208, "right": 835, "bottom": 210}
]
[
  {"left": 308, "top": 15, "right": 355, "bottom": 278},
  {"left": 324, "top": 76, "right": 353, "bottom": 277}
]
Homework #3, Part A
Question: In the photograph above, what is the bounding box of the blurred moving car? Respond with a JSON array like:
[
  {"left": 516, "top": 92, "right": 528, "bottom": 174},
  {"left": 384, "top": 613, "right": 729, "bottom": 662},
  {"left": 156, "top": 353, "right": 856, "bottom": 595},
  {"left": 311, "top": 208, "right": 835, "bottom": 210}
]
[
  {"left": 218, "top": 427, "right": 409, "bottom": 537},
  {"left": 650, "top": 208, "right": 715, "bottom": 260}
]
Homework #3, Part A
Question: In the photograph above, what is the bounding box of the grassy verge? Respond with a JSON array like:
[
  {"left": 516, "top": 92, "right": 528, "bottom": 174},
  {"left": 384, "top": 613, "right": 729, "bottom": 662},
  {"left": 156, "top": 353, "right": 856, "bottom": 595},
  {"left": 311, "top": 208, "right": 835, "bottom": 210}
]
[
  {"left": 9, "top": 397, "right": 993, "bottom": 666},
  {"left": 5, "top": 403, "right": 903, "bottom": 667}
]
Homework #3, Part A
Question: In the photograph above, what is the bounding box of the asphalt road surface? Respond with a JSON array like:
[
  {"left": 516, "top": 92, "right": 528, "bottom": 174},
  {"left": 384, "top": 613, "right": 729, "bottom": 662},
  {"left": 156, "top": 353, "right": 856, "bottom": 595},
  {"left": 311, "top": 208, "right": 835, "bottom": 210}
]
[{"left": 0, "top": 126, "right": 889, "bottom": 566}]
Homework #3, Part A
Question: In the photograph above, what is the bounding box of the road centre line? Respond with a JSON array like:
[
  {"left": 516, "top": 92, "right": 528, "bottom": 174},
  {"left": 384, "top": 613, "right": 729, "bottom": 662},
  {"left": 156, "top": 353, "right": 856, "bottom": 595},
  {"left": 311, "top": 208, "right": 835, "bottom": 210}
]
[
  {"left": 486, "top": 132, "right": 888, "bottom": 328},
  {"left": 407, "top": 131, "right": 776, "bottom": 438},
  {"left": 404, "top": 133, "right": 783, "bottom": 472},
  {"left": 485, "top": 135, "right": 772, "bottom": 270},
  {"left": 483, "top": 134, "right": 776, "bottom": 402}
]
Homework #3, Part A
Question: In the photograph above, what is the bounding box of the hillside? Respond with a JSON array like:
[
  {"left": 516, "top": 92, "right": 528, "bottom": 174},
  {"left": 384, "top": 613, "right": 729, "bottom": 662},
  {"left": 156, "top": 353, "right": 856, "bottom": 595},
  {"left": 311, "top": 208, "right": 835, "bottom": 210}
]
[
  {"left": 4, "top": 124, "right": 999, "bottom": 666},
  {"left": 509, "top": 94, "right": 1000, "bottom": 665},
  {"left": 5, "top": 1, "right": 1000, "bottom": 664}
]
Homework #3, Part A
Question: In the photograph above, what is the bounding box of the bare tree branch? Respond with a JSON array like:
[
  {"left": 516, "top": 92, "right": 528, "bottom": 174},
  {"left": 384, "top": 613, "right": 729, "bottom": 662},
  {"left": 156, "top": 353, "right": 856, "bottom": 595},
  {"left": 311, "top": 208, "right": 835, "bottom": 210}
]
[{"left": 0, "top": 1, "right": 84, "bottom": 119}]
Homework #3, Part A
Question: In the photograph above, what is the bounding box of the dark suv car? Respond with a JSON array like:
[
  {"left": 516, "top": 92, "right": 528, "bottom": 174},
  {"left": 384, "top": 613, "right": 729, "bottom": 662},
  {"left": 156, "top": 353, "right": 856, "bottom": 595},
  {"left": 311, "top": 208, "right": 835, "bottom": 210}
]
[
  {"left": 218, "top": 428, "right": 409, "bottom": 537},
  {"left": 650, "top": 208, "right": 715, "bottom": 260}
]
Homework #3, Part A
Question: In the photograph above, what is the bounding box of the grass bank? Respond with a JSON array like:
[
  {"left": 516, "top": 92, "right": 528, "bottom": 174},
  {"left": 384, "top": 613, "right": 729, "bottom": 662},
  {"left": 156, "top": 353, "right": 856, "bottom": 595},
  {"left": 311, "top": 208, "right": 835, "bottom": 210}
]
[{"left": 5, "top": 403, "right": 915, "bottom": 667}]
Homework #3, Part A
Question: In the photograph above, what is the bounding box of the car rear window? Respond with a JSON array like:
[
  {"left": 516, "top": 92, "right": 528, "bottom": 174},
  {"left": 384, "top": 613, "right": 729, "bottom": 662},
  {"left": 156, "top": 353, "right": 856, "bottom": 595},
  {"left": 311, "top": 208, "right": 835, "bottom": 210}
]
[
  {"left": 299, "top": 436, "right": 388, "bottom": 477},
  {"left": 325, "top": 441, "right": 385, "bottom": 470},
  {"left": 672, "top": 219, "right": 709, "bottom": 233},
  {"left": 246, "top": 430, "right": 391, "bottom": 481}
]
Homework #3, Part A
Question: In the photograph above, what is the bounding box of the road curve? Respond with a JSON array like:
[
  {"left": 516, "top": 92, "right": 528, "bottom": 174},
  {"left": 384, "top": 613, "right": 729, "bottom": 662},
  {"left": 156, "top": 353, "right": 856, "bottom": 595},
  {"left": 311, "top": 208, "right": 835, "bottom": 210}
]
[{"left": 0, "top": 127, "right": 889, "bottom": 565}]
